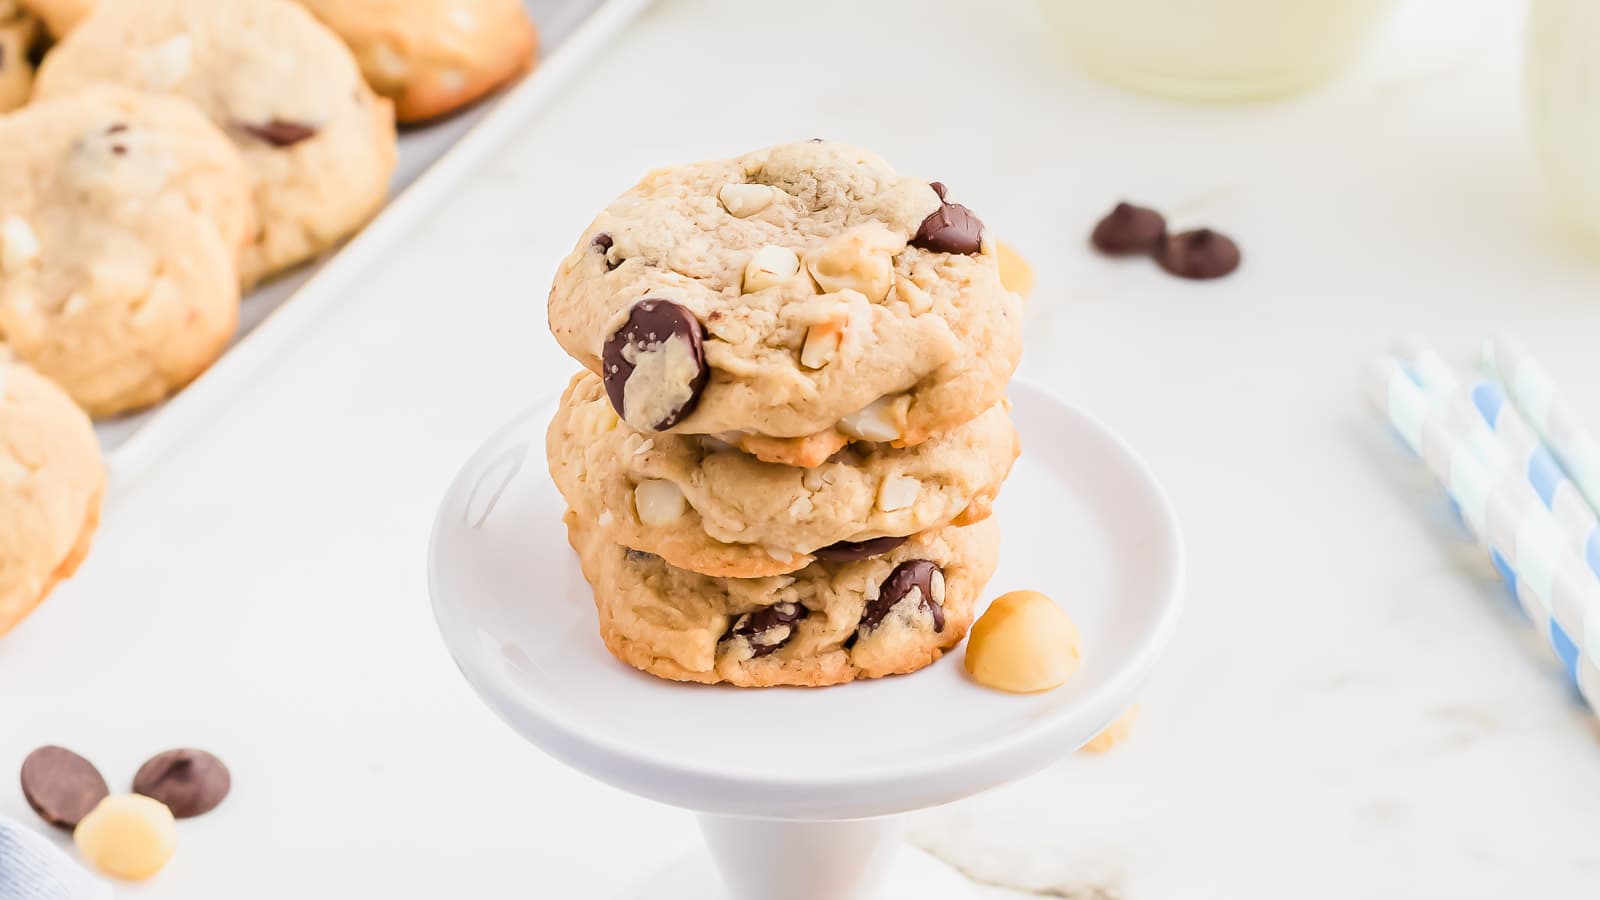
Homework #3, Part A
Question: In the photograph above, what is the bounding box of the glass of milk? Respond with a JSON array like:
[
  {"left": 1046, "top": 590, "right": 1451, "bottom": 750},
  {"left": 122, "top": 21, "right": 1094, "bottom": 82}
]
[
  {"left": 1527, "top": 0, "right": 1600, "bottom": 247},
  {"left": 1036, "top": 0, "right": 1397, "bottom": 101}
]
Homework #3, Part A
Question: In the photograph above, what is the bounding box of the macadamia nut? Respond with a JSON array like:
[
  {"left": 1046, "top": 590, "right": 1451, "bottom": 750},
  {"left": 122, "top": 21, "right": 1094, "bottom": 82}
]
[
  {"left": 964, "top": 590, "right": 1082, "bottom": 693},
  {"left": 1082, "top": 705, "right": 1139, "bottom": 754},
  {"left": 73, "top": 793, "right": 177, "bottom": 881}
]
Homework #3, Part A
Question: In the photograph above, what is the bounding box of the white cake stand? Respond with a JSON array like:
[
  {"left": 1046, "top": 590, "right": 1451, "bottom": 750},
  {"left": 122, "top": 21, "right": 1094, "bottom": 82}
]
[{"left": 428, "top": 380, "right": 1184, "bottom": 899}]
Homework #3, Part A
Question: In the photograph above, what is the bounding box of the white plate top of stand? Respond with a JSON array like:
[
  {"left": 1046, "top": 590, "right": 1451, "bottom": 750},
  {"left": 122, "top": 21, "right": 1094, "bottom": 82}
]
[{"left": 429, "top": 380, "right": 1184, "bottom": 821}]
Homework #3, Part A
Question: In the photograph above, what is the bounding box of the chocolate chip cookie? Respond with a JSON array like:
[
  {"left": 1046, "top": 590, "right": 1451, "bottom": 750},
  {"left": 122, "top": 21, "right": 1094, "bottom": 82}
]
[
  {"left": 297, "top": 0, "right": 537, "bottom": 122},
  {"left": 549, "top": 370, "right": 1018, "bottom": 578},
  {"left": 34, "top": 0, "right": 398, "bottom": 285},
  {"left": 548, "top": 140, "right": 1024, "bottom": 467},
  {"left": 0, "top": 356, "right": 105, "bottom": 639},
  {"left": 0, "top": 85, "right": 255, "bottom": 415},
  {"left": 567, "top": 510, "right": 1000, "bottom": 687}
]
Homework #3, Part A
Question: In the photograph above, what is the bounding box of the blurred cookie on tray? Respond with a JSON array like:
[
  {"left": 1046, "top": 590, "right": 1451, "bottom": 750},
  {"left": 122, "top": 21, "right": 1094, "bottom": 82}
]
[
  {"left": 0, "top": 354, "right": 104, "bottom": 639},
  {"left": 0, "top": 85, "right": 254, "bottom": 415},
  {"left": 16, "top": 0, "right": 90, "bottom": 38},
  {"left": 298, "top": 0, "right": 538, "bottom": 123},
  {"left": 0, "top": 0, "right": 40, "bottom": 113},
  {"left": 33, "top": 0, "right": 399, "bottom": 285}
]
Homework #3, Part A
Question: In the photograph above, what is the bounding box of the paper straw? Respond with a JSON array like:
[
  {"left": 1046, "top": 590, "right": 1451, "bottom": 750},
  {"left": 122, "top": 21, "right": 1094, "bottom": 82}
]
[
  {"left": 1403, "top": 345, "right": 1600, "bottom": 573},
  {"left": 1484, "top": 337, "right": 1600, "bottom": 514},
  {"left": 1366, "top": 355, "right": 1600, "bottom": 709}
]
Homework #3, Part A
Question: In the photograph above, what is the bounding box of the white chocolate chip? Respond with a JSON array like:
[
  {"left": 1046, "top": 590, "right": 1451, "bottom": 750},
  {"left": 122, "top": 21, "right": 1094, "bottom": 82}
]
[
  {"left": 800, "top": 316, "right": 846, "bottom": 369},
  {"left": 634, "top": 479, "right": 687, "bottom": 525},
  {"left": 597, "top": 509, "right": 615, "bottom": 527},
  {"left": 805, "top": 224, "right": 905, "bottom": 302},
  {"left": 838, "top": 396, "right": 903, "bottom": 442},
  {"left": 876, "top": 474, "right": 920, "bottom": 512},
  {"left": 801, "top": 468, "right": 828, "bottom": 491},
  {"left": 632, "top": 439, "right": 654, "bottom": 456},
  {"left": 743, "top": 245, "right": 800, "bottom": 293},
  {"left": 764, "top": 545, "right": 794, "bottom": 562},
  {"left": 718, "top": 183, "right": 776, "bottom": 218},
  {"left": 621, "top": 336, "right": 700, "bottom": 432},
  {"left": 787, "top": 496, "right": 814, "bottom": 518},
  {"left": 367, "top": 41, "right": 411, "bottom": 81},
  {"left": 139, "top": 34, "right": 193, "bottom": 89},
  {"left": 750, "top": 624, "right": 792, "bottom": 647},
  {"left": 1, "top": 217, "right": 39, "bottom": 272}
]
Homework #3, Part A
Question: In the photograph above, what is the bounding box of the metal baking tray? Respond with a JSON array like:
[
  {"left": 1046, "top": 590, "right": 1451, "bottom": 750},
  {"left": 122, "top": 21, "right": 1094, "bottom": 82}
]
[{"left": 97, "top": 0, "right": 649, "bottom": 480}]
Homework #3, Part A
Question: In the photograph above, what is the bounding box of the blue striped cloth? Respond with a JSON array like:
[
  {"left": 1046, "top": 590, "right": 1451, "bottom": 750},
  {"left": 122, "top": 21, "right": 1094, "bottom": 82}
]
[{"left": 0, "top": 816, "right": 109, "bottom": 900}]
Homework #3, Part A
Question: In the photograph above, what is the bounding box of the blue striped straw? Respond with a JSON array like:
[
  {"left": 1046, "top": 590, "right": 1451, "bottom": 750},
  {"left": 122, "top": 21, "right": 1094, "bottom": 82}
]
[
  {"left": 1483, "top": 337, "right": 1600, "bottom": 514},
  {"left": 1404, "top": 345, "right": 1600, "bottom": 582},
  {"left": 1367, "top": 355, "right": 1600, "bottom": 709}
]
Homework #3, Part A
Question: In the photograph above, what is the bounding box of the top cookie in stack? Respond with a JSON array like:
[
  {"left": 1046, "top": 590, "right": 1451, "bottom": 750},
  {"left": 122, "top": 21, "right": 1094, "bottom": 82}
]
[{"left": 546, "top": 140, "right": 1024, "bottom": 687}]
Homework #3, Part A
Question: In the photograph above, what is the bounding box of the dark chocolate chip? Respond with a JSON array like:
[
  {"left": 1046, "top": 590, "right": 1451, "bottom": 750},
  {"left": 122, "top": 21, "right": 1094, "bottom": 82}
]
[
  {"left": 912, "top": 183, "right": 984, "bottom": 255},
  {"left": 813, "top": 536, "right": 908, "bottom": 562},
  {"left": 241, "top": 120, "right": 319, "bottom": 147},
  {"left": 592, "top": 233, "right": 619, "bottom": 270},
  {"left": 727, "top": 602, "right": 808, "bottom": 658},
  {"left": 20, "top": 746, "right": 110, "bottom": 830},
  {"left": 132, "top": 749, "right": 230, "bottom": 819},
  {"left": 111, "top": 144, "right": 127, "bottom": 156},
  {"left": 600, "top": 299, "right": 708, "bottom": 432},
  {"left": 1090, "top": 202, "right": 1166, "bottom": 255},
  {"left": 860, "top": 560, "right": 945, "bottom": 633},
  {"left": 1157, "top": 228, "right": 1240, "bottom": 280},
  {"left": 104, "top": 123, "right": 128, "bottom": 135},
  {"left": 624, "top": 548, "right": 657, "bottom": 563}
]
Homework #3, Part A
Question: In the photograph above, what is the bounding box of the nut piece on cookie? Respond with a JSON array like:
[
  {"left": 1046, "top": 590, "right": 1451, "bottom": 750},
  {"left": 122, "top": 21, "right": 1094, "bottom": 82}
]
[
  {"left": 0, "top": 85, "right": 254, "bottom": 415},
  {"left": 0, "top": 357, "right": 105, "bottom": 639},
  {"left": 34, "top": 0, "right": 399, "bottom": 285},
  {"left": 297, "top": 0, "right": 537, "bottom": 123}
]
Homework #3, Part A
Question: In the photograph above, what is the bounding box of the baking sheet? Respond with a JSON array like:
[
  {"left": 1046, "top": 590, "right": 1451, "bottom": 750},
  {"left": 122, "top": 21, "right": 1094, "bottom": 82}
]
[{"left": 96, "top": 0, "right": 649, "bottom": 475}]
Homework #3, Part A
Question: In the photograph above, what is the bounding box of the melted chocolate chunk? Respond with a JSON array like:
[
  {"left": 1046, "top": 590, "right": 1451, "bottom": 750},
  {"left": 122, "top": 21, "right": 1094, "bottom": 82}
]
[
  {"left": 600, "top": 299, "right": 709, "bottom": 431},
  {"left": 859, "top": 560, "right": 945, "bottom": 633},
  {"left": 727, "top": 602, "right": 808, "bottom": 658}
]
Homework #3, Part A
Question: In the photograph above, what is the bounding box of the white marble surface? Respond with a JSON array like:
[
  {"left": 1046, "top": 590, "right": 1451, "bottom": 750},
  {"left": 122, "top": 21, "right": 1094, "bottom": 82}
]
[{"left": 4, "top": 0, "right": 1600, "bottom": 896}]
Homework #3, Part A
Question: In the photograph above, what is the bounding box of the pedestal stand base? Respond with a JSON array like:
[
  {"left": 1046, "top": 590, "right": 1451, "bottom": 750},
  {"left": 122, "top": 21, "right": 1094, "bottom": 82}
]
[{"left": 609, "top": 838, "right": 983, "bottom": 899}]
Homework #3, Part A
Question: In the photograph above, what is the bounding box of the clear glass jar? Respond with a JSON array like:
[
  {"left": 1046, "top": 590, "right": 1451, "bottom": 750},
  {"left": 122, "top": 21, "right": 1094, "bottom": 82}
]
[
  {"left": 1527, "top": 0, "right": 1600, "bottom": 246},
  {"left": 1035, "top": 0, "right": 1397, "bottom": 101}
]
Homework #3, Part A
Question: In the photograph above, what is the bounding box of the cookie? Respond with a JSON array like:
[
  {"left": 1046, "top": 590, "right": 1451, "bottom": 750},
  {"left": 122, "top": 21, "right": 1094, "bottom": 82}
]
[
  {"left": 17, "top": 0, "right": 91, "bottom": 37},
  {"left": 0, "top": 356, "right": 105, "bottom": 639},
  {"left": 34, "top": 0, "right": 398, "bottom": 285},
  {"left": 0, "top": 1, "right": 40, "bottom": 112},
  {"left": 568, "top": 511, "right": 999, "bottom": 687},
  {"left": 547, "top": 140, "right": 1024, "bottom": 468},
  {"left": 0, "top": 85, "right": 255, "bottom": 415},
  {"left": 549, "top": 370, "right": 1018, "bottom": 578},
  {"left": 297, "top": 0, "right": 536, "bottom": 123}
]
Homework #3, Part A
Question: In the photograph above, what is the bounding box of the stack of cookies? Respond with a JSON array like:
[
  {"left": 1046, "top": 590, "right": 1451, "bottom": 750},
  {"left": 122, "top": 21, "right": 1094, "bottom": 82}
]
[{"left": 546, "top": 141, "right": 1025, "bottom": 687}]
